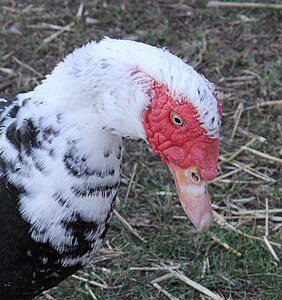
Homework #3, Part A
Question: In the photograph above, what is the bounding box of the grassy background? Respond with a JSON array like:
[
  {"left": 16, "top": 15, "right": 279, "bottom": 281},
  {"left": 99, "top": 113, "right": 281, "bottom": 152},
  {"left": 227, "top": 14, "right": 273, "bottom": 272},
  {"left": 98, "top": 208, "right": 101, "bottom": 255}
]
[{"left": 0, "top": 1, "right": 281, "bottom": 299}]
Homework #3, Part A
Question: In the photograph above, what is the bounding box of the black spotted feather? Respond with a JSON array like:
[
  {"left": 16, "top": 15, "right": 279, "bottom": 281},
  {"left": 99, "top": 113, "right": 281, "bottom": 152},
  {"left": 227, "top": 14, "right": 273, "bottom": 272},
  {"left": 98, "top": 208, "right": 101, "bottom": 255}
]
[{"left": 0, "top": 97, "right": 120, "bottom": 299}]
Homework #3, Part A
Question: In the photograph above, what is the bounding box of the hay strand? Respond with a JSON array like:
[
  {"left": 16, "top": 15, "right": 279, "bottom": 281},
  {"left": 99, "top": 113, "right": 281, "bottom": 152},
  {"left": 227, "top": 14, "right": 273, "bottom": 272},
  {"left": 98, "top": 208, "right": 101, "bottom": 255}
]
[
  {"left": 257, "top": 100, "right": 282, "bottom": 108},
  {"left": 114, "top": 209, "right": 146, "bottom": 242},
  {"left": 263, "top": 237, "right": 280, "bottom": 262},
  {"left": 214, "top": 211, "right": 282, "bottom": 249},
  {"left": 12, "top": 56, "right": 43, "bottom": 78},
  {"left": 39, "top": 21, "right": 75, "bottom": 49},
  {"left": 231, "top": 102, "right": 244, "bottom": 141},
  {"left": 207, "top": 1, "right": 282, "bottom": 9},
  {"left": 210, "top": 234, "right": 242, "bottom": 257},
  {"left": 152, "top": 283, "right": 180, "bottom": 300},
  {"left": 152, "top": 268, "right": 224, "bottom": 300},
  {"left": 71, "top": 274, "right": 108, "bottom": 289},
  {"left": 242, "top": 146, "right": 282, "bottom": 164},
  {"left": 84, "top": 284, "right": 98, "bottom": 300}
]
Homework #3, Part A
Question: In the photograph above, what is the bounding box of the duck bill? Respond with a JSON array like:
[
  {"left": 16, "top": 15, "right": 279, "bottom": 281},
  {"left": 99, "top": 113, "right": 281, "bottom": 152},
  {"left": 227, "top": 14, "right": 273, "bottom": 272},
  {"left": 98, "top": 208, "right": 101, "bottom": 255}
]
[{"left": 167, "top": 162, "right": 213, "bottom": 233}]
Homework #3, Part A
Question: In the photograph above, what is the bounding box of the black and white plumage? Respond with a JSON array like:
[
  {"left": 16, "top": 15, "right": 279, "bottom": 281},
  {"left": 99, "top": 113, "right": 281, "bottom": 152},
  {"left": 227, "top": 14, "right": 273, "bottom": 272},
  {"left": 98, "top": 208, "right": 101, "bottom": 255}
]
[
  {"left": 0, "top": 38, "right": 221, "bottom": 299},
  {"left": 0, "top": 96, "right": 122, "bottom": 299}
]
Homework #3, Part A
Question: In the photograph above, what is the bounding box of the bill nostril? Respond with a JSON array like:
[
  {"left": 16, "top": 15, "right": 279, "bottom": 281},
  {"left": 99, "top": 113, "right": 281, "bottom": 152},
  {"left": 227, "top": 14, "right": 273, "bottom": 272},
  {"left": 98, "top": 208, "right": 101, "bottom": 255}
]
[{"left": 191, "top": 172, "right": 200, "bottom": 183}]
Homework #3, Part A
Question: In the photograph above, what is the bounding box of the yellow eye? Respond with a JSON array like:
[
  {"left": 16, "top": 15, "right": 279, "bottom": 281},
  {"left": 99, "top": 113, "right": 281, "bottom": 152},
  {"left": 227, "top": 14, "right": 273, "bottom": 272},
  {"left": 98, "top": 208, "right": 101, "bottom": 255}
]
[{"left": 170, "top": 112, "right": 184, "bottom": 127}]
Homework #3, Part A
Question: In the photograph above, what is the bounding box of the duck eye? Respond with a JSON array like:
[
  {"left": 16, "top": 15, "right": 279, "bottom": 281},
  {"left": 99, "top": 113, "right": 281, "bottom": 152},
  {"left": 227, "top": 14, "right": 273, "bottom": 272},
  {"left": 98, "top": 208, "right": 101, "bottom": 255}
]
[{"left": 170, "top": 112, "right": 184, "bottom": 127}]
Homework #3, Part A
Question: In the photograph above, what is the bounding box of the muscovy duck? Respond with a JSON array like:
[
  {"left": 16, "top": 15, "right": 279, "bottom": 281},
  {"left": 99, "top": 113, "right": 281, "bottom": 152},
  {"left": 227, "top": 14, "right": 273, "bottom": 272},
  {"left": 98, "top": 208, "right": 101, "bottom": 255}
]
[{"left": 0, "top": 38, "right": 221, "bottom": 299}]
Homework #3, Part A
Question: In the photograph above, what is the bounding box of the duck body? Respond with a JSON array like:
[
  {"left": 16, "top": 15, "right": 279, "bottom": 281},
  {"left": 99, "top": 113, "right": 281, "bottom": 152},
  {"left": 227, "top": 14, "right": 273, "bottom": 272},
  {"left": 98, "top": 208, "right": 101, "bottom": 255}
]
[
  {"left": 0, "top": 95, "right": 122, "bottom": 299},
  {"left": 0, "top": 38, "right": 221, "bottom": 299}
]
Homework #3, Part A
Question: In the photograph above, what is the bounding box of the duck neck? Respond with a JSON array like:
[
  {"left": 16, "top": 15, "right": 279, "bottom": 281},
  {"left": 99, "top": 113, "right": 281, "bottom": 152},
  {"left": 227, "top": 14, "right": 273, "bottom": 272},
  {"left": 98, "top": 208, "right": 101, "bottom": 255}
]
[{"left": 26, "top": 42, "right": 152, "bottom": 141}]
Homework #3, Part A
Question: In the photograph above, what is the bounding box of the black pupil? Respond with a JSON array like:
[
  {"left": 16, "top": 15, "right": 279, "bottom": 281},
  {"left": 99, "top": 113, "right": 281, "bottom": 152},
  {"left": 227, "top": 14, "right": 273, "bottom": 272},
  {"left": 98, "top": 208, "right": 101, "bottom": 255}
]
[{"left": 174, "top": 116, "right": 182, "bottom": 125}]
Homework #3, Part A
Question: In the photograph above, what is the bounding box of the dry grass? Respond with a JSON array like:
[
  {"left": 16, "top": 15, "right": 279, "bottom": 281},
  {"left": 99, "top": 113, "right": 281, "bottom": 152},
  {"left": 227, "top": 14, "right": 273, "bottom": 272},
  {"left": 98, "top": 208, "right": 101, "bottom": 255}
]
[{"left": 0, "top": 0, "right": 281, "bottom": 299}]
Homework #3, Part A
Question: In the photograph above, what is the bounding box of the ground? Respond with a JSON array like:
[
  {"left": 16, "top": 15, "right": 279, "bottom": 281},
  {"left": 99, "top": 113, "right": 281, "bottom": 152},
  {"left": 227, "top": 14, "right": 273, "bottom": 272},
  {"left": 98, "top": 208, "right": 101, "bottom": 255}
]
[{"left": 0, "top": 0, "right": 281, "bottom": 299}]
